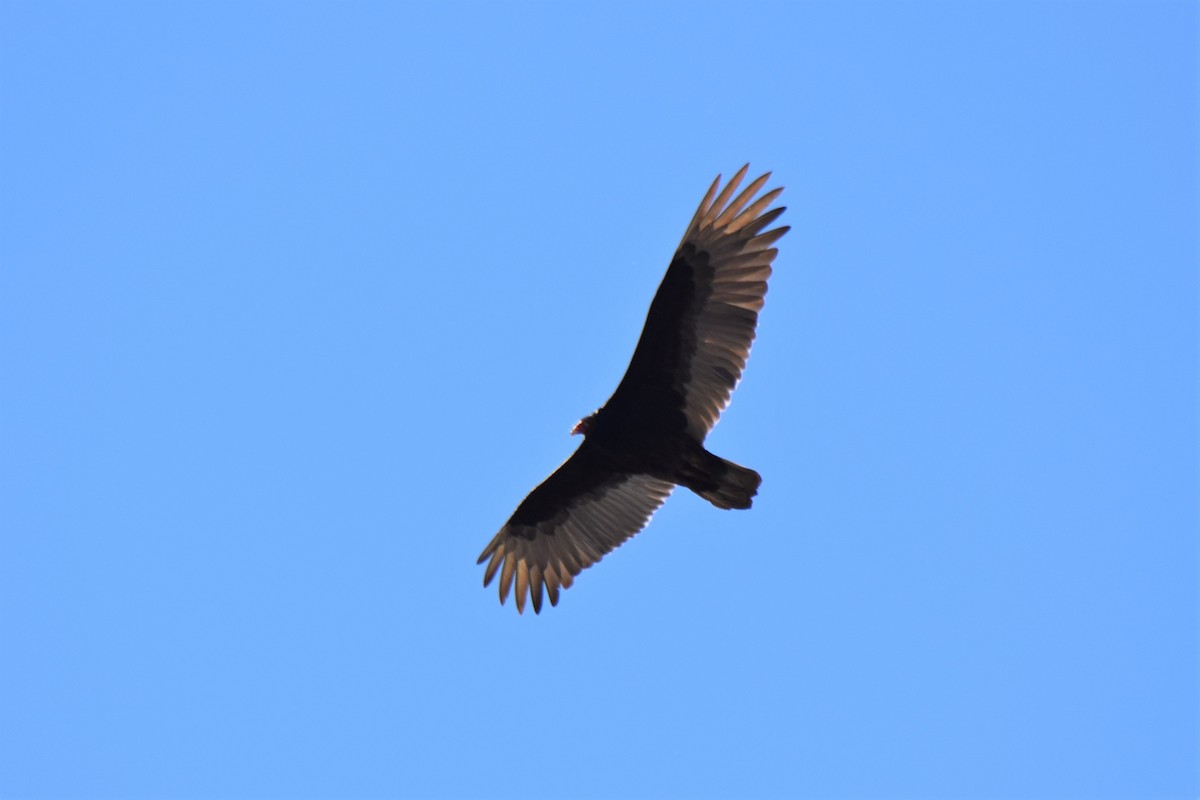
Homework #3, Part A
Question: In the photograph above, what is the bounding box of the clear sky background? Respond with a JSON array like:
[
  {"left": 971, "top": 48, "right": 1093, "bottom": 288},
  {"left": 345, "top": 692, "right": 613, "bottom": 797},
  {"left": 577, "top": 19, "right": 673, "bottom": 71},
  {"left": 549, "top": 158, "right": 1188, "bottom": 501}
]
[{"left": 1, "top": 2, "right": 1196, "bottom": 798}]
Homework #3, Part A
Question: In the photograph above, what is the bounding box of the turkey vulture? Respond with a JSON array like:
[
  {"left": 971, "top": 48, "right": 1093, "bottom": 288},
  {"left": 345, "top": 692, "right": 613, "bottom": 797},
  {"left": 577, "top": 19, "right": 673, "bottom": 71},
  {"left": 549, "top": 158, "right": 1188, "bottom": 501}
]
[{"left": 477, "top": 165, "right": 788, "bottom": 614}]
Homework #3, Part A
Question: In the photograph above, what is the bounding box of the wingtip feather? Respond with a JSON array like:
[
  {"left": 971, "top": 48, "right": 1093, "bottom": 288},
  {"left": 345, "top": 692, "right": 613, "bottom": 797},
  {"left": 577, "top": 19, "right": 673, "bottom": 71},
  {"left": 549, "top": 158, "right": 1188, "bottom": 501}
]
[
  {"left": 530, "top": 564, "right": 545, "bottom": 614},
  {"left": 498, "top": 553, "right": 515, "bottom": 605},
  {"left": 713, "top": 172, "right": 772, "bottom": 229},
  {"left": 515, "top": 559, "right": 530, "bottom": 614},
  {"left": 481, "top": 546, "right": 502, "bottom": 586},
  {"left": 704, "top": 165, "right": 749, "bottom": 227}
]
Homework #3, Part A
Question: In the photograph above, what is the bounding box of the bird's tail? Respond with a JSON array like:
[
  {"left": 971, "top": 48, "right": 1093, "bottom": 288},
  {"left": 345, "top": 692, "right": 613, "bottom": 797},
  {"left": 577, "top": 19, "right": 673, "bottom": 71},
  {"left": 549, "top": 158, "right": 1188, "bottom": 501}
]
[{"left": 687, "top": 452, "right": 761, "bottom": 510}]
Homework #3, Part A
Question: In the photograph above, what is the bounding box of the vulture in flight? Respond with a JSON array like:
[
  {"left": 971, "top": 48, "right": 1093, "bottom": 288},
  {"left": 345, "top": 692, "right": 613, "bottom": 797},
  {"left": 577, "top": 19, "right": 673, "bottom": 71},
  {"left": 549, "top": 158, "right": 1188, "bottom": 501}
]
[{"left": 477, "top": 165, "right": 788, "bottom": 614}]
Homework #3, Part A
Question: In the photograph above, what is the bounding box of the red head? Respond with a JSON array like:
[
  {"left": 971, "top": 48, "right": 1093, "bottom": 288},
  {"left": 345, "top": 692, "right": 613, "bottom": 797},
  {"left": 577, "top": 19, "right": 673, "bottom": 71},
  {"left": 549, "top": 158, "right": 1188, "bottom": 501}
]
[{"left": 571, "top": 413, "right": 595, "bottom": 436}]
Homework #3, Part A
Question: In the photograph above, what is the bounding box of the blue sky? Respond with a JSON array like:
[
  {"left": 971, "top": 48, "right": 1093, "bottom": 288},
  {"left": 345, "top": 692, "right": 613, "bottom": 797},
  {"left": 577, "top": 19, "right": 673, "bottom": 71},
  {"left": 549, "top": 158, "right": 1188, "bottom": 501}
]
[{"left": 1, "top": 2, "right": 1195, "bottom": 798}]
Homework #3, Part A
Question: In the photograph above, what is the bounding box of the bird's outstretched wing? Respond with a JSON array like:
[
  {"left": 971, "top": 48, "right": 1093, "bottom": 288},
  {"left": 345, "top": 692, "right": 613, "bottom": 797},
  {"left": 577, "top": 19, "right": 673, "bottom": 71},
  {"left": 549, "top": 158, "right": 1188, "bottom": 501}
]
[
  {"left": 605, "top": 165, "right": 788, "bottom": 439},
  {"left": 477, "top": 442, "right": 674, "bottom": 614}
]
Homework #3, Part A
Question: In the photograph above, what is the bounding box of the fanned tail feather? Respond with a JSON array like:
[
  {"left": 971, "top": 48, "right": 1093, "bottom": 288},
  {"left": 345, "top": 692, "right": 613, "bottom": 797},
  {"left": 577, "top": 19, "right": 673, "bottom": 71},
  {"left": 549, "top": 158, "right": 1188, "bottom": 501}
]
[{"left": 692, "top": 455, "right": 761, "bottom": 510}]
